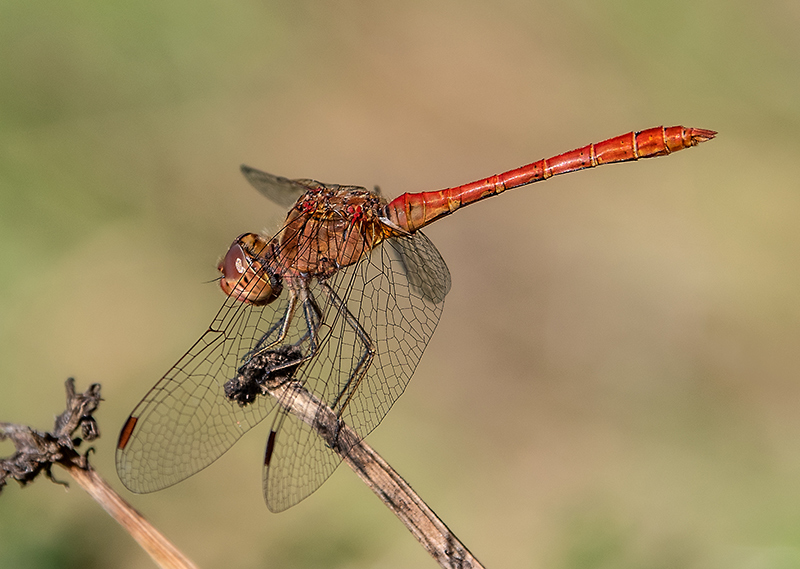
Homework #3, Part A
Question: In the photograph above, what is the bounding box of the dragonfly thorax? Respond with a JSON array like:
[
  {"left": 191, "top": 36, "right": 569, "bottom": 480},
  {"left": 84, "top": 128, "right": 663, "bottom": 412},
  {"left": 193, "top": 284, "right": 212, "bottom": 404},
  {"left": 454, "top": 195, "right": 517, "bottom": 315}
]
[{"left": 277, "top": 188, "right": 391, "bottom": 278}]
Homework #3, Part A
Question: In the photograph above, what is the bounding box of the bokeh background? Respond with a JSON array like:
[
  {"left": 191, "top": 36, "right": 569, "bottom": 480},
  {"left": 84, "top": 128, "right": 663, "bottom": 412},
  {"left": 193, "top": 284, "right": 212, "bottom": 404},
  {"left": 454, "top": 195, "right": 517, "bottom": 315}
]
[{"left": 1, "top": 1, "right": 799, "bottom": 568}]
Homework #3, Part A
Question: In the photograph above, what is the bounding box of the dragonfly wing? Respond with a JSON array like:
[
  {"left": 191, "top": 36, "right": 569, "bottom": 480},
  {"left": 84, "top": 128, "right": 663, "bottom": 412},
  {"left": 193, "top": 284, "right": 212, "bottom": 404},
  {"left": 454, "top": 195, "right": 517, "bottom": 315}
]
[
  {"left": 262, "top": 407, "right": 342, "bottom": 512},
  {"left": 240, "top": 165, "right": 316, "bottom": 209},
  {"left": 241, "top": 165, "right": 381, "bottom": 209},
  {"left": 262, "top": 231, "right": 451, "bottom": 511},
  {"left": 332, "top": 231, "right": 451, "bottom": 436},
  {"left": 115, "top": 289, "right": 294, "bottom": 493},
  {"left": 394, "top": 230, "right": 451, "bottom": 303}
]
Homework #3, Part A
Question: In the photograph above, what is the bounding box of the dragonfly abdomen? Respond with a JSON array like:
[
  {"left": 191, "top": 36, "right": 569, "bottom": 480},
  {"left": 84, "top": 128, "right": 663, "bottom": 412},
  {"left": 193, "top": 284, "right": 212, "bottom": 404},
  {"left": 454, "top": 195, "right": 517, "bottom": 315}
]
[{"left": 384, "top": 125, "right": 716, "bottom": 233}]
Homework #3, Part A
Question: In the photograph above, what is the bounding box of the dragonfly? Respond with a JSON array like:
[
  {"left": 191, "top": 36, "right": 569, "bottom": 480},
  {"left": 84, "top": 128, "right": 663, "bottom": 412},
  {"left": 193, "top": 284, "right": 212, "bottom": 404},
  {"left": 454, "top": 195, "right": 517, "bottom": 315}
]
[{"left": 117, "top": 125, "right": 715, "bottom": 512}]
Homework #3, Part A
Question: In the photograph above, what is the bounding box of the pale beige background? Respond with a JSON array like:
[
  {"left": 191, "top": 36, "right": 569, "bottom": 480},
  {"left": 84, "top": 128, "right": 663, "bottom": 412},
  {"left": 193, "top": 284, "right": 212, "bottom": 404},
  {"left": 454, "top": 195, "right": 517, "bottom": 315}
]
[{"left": 1, "top": 1, "right": 798, "bottom": 568}]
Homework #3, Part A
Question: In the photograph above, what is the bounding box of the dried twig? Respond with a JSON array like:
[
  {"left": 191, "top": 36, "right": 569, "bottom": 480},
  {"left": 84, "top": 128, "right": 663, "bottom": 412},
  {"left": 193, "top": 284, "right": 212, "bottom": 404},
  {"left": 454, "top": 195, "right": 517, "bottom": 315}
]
[
  {"left": 0, "top": 378, "right": 101, "bottom": 490},
  {"left": 5, "top": 374, "right": 483, "bottom": 568},
  {"left": 0, "top": 379, "right": 199, "bottom": 569},
  {"left": 241, "top": 348, "right": 485, "bottom": 569}
]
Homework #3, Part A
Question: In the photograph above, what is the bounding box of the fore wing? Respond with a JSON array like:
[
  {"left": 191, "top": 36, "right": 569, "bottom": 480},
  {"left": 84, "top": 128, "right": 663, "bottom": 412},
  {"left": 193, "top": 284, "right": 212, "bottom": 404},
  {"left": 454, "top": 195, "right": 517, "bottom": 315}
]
[{"left": 115, "top": 282, "right": 294, "bottom": 493}]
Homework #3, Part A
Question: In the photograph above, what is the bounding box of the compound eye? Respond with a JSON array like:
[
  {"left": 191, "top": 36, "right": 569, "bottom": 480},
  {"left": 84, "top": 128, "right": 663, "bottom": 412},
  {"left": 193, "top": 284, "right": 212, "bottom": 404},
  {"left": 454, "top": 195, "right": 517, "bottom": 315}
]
[
  {"left": 220, "top": 243, "right": 248, "bottom": 280},
  {"left": 217, "top": 235, "right": 281, "bottom": 306}
]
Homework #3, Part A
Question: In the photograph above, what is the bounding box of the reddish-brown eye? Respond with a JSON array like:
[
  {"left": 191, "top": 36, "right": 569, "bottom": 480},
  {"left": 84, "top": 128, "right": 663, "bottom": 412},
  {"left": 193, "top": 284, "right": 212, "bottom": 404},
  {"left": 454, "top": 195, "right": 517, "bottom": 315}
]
[
  {"left": 217, "top": 234, "right": 282, "bottom": 306},
  {"left": 220, "top": 243, "right": 247, "bottom": 280}
]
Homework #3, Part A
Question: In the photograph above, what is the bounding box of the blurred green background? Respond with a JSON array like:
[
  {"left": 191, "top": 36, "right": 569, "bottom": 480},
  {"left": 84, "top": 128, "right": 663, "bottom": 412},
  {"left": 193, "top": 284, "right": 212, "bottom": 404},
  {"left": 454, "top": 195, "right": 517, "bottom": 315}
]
[{"left": 1, "top": 1, "right": 799, "bottom": 567}]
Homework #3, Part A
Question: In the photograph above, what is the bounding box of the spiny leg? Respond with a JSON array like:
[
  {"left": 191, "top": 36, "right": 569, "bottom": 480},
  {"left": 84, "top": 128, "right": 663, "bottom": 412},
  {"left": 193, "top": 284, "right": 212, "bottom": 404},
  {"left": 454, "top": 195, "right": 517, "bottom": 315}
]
[
  {"left": 263, "top": 295, "right": 325, "bottom": 466},
  {"left": 321, "top": 281, "right": 376, "bottom": 416},
  {"left": 252, "top": 287, "right": 324, "bottom": 376},
  {"left": 248, "top": 309, "right": 290, "bottom": 359},
  {"left": 249, "top": 291, "right": 300, "bottom": 360}
]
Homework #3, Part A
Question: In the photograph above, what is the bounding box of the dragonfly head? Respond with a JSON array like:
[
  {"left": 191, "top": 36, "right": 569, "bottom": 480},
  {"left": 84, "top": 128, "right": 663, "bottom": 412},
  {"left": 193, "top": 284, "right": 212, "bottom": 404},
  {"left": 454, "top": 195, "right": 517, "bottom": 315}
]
[{"left": 218, "top": 233, "right": 282, "bottom": 306}]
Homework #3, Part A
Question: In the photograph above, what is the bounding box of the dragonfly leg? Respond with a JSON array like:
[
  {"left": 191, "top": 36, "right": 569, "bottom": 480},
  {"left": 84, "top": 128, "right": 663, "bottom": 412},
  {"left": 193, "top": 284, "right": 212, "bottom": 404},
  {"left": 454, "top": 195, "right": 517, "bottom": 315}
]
[
  {"left": 246, "top": 292, "right": 300, "bottom": 363},
  {"left": 266, "top": 294, "right": 322, "bottom": 374},
  {"left": 321, "top": 282, "right": 376, "bottom": 416},
  {"left": 262, "top": 294, "right": 329, "bottom": 465},
  {"left": 250, "top": 287, "right": 323, "bottom": 378},
  {"left": 228, "top": 289, "right": 324, "bottom": 407},
  {"left": 247, "top": 317, "right": 287, "bottom": 359}
]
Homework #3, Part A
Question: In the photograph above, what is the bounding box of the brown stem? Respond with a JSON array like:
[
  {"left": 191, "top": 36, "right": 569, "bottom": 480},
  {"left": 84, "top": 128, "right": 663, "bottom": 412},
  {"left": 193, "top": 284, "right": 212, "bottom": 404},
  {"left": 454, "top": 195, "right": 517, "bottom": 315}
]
[
  {"left": 269, "top": 379, "right": 484, "bottom": 569},
  {"left": 0, "top": 379, "right": 200, "bottom": 569},
  {"left": 61, "top": 461, "right": 200, "bottom": 569}
]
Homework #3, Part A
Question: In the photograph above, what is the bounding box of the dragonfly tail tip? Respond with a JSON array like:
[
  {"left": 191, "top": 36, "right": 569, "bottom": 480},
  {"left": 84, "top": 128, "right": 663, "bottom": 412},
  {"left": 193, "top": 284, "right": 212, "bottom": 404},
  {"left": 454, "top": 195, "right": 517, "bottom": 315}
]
[{"left": 689, "top": 128, "right": 717, "bottom": 145}]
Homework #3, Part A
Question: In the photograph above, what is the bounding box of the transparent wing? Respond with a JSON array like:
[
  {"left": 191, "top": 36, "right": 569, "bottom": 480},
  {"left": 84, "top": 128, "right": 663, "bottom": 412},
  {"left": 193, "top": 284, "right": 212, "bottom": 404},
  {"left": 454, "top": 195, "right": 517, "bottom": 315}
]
[
  {"left": 240, "top": 164, "right": 313, "bottom": 208},
  {"left": 115, "top": 286, "right": 296, "bottom": 493},
  {"left": 263, "top": 231, "right": 450, "bottom": 512},
  {"left": 395, "top": 230, "right": 452, "bottom": 303},
  {"left": 240, "top": 164, "right": 376, "bottom": 208},
  {"left": 114, "top": 217, "right": 323, "bottom": 494}
]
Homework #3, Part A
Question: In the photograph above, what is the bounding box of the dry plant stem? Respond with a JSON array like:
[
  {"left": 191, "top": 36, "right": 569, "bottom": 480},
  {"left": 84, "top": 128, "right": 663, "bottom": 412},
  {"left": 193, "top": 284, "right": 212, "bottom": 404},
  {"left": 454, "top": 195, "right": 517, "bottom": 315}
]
[
  {"left": 62, "top": 462, "right": 200, "bottom": 569},
  {"left": 344, "top": 437, "right": 482, "bottom": 569},
  {"left": 0, "top": 379, "right": 199, "bottom": 569},
  {"left": 271, "top": 380, "right": 485, "bottom": 569}
]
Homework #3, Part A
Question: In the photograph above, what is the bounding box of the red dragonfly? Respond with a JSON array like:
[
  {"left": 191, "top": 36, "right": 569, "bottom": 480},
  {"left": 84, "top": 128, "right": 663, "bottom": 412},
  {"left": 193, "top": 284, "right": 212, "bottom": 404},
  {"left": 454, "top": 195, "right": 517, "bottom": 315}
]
[{"left": 117, "top": 126, "right": 715, "bottom": 512}]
